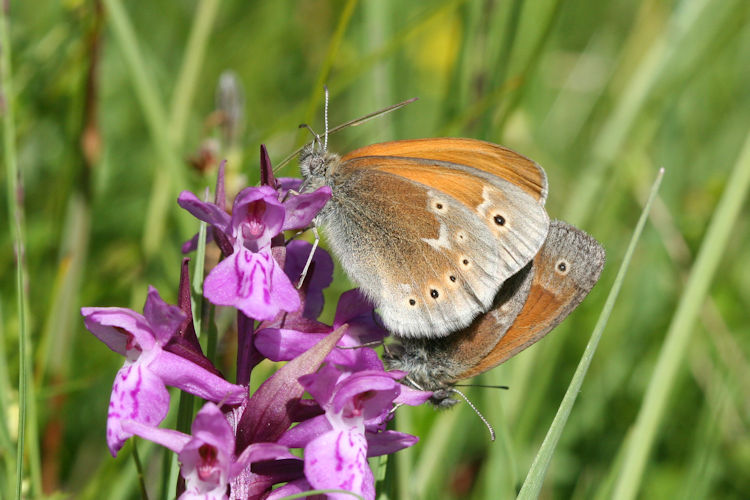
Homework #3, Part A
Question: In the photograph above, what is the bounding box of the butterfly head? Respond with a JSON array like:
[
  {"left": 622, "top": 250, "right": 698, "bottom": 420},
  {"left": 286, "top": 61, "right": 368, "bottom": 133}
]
[
  {"left": 384, "top": 339, "right": 462, "bottom": 407},
  {"left": 299, "top": 143, "right": 340, "bottom": 193}
]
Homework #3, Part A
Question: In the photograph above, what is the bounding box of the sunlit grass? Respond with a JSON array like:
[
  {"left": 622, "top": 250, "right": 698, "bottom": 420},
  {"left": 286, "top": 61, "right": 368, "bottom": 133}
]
[{"left": 2, "top": 0, "right": 748, "bottom": 498}]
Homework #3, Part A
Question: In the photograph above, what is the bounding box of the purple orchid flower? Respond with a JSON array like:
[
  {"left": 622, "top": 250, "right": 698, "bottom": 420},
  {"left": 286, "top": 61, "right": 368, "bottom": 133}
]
[
  {"left": 81, "top": 287, "right": 247, "bottom": 456},
  {"left": 179, "top": 185, "right": 298, "bottom": 321},
  {"left": 254, "top": 288, "right": 388, "bottom": 370},
  {"left": 178, "top": 181, "right": 331, "bottom": 322},
  {"left": 276, "top": 364, "right": 431, "bottom": 500},
  {"left": 122, "top": 402, "right": 292, "bottom": 500}
]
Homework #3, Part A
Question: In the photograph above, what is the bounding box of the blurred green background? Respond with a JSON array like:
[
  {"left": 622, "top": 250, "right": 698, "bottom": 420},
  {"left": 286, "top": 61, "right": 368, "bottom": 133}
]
[{"left": 1, "top": 0, "right": 749, "bottom": 498}]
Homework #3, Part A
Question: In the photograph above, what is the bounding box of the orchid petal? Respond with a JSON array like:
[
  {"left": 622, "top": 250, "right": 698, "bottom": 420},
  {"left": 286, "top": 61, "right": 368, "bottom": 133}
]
[
  {"left": 331, "top": 371, "right": 400, "bottom": 421},
  {"left": 106, "top": 363, "right": 170, "bottom": 456},
  {"left": 394, "top": 384, "right": 434, "bottom": 406},
  {"left": 120, "top": 419, "right": 191, "bottom": 454},
  {"left": 178, "top": 190, "right": 231, "bottom": 232},
  {"left": 277, "top": 414, "right": 332, "bottom": 449},
  {"left": 149, "top": 350, "right": 246, "bottom": 404},
  {"left": 281, "top": 186, "right": 332, "bottom": 231},
  {"left": 254, "top": 329, "right": 327, "bottom": 362},
  {"left": 265, "top": 478, "right": 315, "bottom": 500},
  {"left": 189, "top": 403, "right": 236, "bottom": 453},
  {"left": 81, "top": 307, "right": 155, "bottom": 356},
  {"left": 333, "top": 289, "right": 387, "bottom": 345},
  {"left": 203, "top": 248, "right": 299, "bottom": 321},
  {"left": 304, "top": 429, "right": 374, "bottom": 500},
  {"left": 232, "top": 442, "right": 295, "bottom": 478},
  {"left": 277, "top": 177, "right": 302, "bottom": 193},
  {"left": 298, "top": 364, "right": 343, "bottom": 407},
  {"left": 365, "top": 430, "right": 419, "bottom": 457},
  {"left": 143, "top": 286, "right": 186, "bottom": 344},
  {"left": 232, "top": 186, "right": 285, "bottom": 251}
]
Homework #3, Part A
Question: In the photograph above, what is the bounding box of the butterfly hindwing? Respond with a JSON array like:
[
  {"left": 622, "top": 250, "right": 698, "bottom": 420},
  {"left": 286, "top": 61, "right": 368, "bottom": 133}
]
[{"left": 458, "top": 221, "right": 605, "bottom": 378}]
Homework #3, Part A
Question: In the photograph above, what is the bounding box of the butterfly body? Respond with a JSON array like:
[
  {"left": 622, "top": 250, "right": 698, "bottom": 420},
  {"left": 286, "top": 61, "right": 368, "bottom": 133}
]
[
  {"left": 384, "top": 220, "right": 605, "bottom": 406},
  {"left": 300, "top": 138, "right": 550, "bottom": 338}
]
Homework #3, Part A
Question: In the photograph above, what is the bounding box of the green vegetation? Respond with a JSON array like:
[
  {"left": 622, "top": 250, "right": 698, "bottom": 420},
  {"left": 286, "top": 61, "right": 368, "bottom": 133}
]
[{"left": 2, "top": 0, "right": 748, "bottom": 498}]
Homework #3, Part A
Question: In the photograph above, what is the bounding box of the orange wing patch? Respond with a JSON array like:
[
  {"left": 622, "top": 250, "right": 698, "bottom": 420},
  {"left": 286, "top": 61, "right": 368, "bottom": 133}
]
[
  {"left": 341, "top": 138, "right": 547, "bottom": 203},
  {"left": 457, "top": 286, "right": 563, "bottom": 379}
]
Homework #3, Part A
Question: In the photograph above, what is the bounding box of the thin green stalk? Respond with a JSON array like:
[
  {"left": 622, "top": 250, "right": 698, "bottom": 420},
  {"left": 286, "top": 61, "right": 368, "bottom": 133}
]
[
  {"left": 394, "top": 405, "right": 415, "bottom": 499},
  {"left": 1, "top": 6, "right": 37, "bottom": 497},
  {"left": 103, "top": 0, "right": 186, "bottom": 257},
  {"left": 301, "top": 0, "right": 359, "bottom": 136},
  {"left": 611, "top": 132, "right": 750, "bottom": 500},
  {"left": 677, "top": 354, "right": 729, "bottom": 500},
  {"left": 438, "top": 0, "right": 480, "bottom": 124},
  {"left": 411, "top": 409, "right": 462, "bottom": 499},
  {"left": 492, "top": 0, "right": 563, "bottom": 140},
  {"left": 168, "top": 0, "right": 220, "bottom": 147},
  {"left": 361, "top": 0, "right": 393, "bottom": 135},
  {"left": 131, "top": 441, "right": 149, "bottom": 500},
  {"left": 192, "top": 217, "right": 208, "bottom": 337},
  {"left": 36, "top": 195, "right": 90, "bottom": 382},
  {"left": 0, "top": 305, "right": 15, "bottom": 497},
  {"left": 517, "top": 168, "right": 665, "bottom": 499}
]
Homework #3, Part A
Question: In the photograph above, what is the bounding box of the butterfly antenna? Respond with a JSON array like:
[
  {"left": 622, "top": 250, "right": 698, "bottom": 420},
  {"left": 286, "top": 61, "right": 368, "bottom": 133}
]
[
  {"left": 273, "top": 96, "right": 418, "bottom": 172},
  {"left": 454, "top": 384, "right": 510, "bottom": 390},
  {"left": 298, "top": 123, "right": 322, "bottom": 151},
  {"left": 323, "top": 85, "right": 329, "bottom": 152},
  {"left": 336, "top": 339, "right": 384, "bottom": 350},
  {"left": 450, "top": 388, "right": 495, "bottom": 441}
]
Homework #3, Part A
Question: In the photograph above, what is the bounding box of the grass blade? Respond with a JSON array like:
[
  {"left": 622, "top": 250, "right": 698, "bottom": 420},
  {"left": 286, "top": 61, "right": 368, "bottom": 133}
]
[
  {"left": 611, "top": 131, "right": 750, "bottom": 500},
  {"left": 1, "top": 6, "right": 38, "bottom": 497},
  {"left": 517, "top": 168, "right": 665, "bottom": 499},
  {"left": 168, "top": 0, "right": 221, "bottom": 148}
]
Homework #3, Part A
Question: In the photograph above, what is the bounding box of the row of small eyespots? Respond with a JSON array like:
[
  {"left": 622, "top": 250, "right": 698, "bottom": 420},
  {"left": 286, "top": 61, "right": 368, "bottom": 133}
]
[
  {"left": 411, "top": 198, "right": 505, "bottom": 307},
  {"left": 433, "top": 199, "right": 507, "bottom": 228},
  {"left": 406, "top": 256, "right": 473, "bottom": 306}
]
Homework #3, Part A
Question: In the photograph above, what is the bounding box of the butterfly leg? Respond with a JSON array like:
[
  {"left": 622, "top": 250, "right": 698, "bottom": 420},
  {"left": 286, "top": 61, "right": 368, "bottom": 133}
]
[{"left": 296, "top": 226, "right": 320, "bottom": 289}]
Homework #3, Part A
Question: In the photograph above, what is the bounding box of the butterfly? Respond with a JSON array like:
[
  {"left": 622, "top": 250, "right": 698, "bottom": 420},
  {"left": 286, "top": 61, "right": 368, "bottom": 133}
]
[
  {"left": 299, "top": 138, "right": 550, "bottom": 337},
  {"left": 384, "top": 220, "right": 605, "bottom": 406}
]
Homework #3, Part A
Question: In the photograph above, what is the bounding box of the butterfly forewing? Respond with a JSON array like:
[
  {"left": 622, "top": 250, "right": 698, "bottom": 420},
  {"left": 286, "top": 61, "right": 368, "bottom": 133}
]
[{"left": 326, "top": 151, "right": 549, "bottom": 337}]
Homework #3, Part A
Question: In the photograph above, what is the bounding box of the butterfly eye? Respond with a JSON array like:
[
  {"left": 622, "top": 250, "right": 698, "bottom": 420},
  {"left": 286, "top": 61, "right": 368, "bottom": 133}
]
[{"left": 555, "top": 259, "right": 570, "bottom": 275}]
